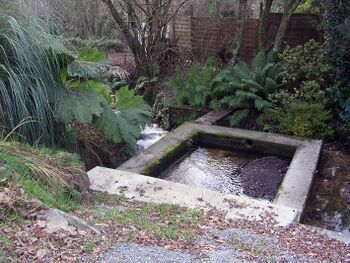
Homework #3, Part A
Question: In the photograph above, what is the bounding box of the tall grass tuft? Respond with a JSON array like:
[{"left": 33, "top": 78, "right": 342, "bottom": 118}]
[{"left": 0, "top": 5, "right": 66, "bottom": 145}]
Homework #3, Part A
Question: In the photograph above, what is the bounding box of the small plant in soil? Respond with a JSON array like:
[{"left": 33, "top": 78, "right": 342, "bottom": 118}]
[{"left": 85, "top": 241, "right": 95, "bottom": 252}]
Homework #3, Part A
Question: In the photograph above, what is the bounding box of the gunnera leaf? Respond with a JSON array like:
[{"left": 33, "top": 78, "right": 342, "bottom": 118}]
[{"left": 93, "top": 87, "right": 153, "bottom": 144}]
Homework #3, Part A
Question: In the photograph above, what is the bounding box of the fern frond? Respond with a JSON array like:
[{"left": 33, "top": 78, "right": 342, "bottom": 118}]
[
  {"left": 229, "top": 109, "right": 250, "bottom": 126},
  {"left": 254, "top": 98, "right": 271, "bottom": 111},
  {"left": 241, "top": 79, "right": 264, "bottom": 93},
  {"left": 258, "top": 63, "right": 275, "bottom": 83},
  {"left": 266, "top": 50, "right": 278, "bottom": 64},
  {"left": 233, "top": 63, "right": 252, "bottom": 80},
  {"left": 251, "top": 51, "right": 267, "bottom": 72}
]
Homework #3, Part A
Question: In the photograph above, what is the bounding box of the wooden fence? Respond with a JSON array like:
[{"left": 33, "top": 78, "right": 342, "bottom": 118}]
[{"left": 171, "top": 14, "right": 321, "bottom": 62}]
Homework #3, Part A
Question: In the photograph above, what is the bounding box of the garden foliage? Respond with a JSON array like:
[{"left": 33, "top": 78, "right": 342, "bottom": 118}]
[
  {"left": 258, "top": 40, "right": 335, "bottom": 139},
  {"left": 168, "top": 51, "right": 285, "bottom": 126},
  {"left": 258, "top": 103, "right": 333, "bottom": 139},
  {"left": 322, "top": 0, "right": 350, "bottom": 122},
  {"left": 279, "top": 40, "right": 332, "bottom": 94},
  {"left": 63, "top": 37, "right": 124, "bottom": 52},
  {"left": 167, "top": 57, "right": 218, "bottom": 109},
  {"left": 0, "top": 9, "right": 152, "bottom": 146},
  {"left": 168, "top": 44, "right": 338, "bottom": 139},
  {"left": 211, "top": 50, "right": 286, "bottom": 126}
]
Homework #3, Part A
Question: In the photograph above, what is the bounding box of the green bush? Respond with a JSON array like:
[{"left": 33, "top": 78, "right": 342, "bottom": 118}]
[
  {"left": 322, "top": 1, "right": 350, "bottom": 122},
  {"left": 279, "top": 40, "right": 333, "bottom": 97},
  {"left": 268, "top": 80, "right": 330, "bottom": 106},
  {"left": 211, "top": 50, "right": 286, "bottom": 126},
  {"left": 167, "top": 57, "right": 219, "bottom": 109},
  {"left": 336, "top": 83, "right": 350, "bottom": 122},
  {"left": 258, "top": 103, "right": 333, "bottom": 139}
]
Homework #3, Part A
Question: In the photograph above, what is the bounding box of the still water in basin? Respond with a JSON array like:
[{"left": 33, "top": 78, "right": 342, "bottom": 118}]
[{"left": 159, "top": 146, "right": 289, "bottom": 201}]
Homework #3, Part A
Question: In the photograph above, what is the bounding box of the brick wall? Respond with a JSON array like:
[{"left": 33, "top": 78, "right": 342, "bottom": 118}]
[{"left": 172, "top": 14, "right": 321, "bottom": 62}]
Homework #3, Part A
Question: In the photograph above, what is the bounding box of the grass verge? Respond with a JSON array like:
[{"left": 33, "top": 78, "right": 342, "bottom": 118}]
[{"left": 0, "top": 141, "right": 88, "bottom": 212}]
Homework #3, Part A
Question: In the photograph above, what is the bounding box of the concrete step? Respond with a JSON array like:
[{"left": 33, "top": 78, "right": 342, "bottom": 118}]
[{"left": 88, "top": 166, "right": 299, "bottom": 227}]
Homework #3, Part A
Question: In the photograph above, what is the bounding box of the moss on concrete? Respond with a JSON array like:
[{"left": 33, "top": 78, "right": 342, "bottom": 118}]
[{"left": 141, "top": 133, "right": 198, "bottom": 177}]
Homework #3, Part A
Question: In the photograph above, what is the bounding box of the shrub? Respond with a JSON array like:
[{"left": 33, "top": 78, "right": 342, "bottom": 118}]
[
  {"left": 211, "top": 50, "right": 286, "bottom": 126},
  {"left": 167, "top": 57, "right": 219, "bottom": 109},
  {"left": 258, "top": 103, "right": 333, "bottom": 139},
  {"left": 336, "top": 83, "right": 350, "bottom": 122},
  {"left": 280, "top": 39, "right": 333, "bottom": 91},
  {"left": 268, "top": 80, "right": 330, "bottom": 106},
  {"left": 322, "top": 1, "right": 350, "bottom": 122}
]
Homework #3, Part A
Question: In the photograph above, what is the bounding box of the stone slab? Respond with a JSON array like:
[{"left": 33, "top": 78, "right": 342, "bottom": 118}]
[
  {"left": 194, "top": 109, "right": 233, "bottom": 125},
  {"left": 88, "top": 167, "right": 299, "bottom": 226},
  {"left": 43, "top": 208, "right": 101, "bottom": 235}
]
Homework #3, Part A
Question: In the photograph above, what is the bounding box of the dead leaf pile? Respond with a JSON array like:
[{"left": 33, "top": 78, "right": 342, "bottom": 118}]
[{"left": 0, "top": 182, "right": 42, "bottom": 221}]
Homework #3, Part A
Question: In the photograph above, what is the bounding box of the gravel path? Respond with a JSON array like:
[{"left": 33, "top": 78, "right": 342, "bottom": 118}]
[
  {"left": 99, "top": 228, "right": 329, "bottom": 263},
  {"left": 100, "top": 243, "right": 193, "bottom": 263}
]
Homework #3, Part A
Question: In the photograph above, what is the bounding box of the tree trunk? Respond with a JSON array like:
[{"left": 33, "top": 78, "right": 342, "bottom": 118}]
[
  {"left": 258, "top": 0, "right": 274, "bottom": 50},
  {"left": 229, "top": 0, "right": 247, "bottom": 65},
  {"left": 273, "top": 0, "right": 304, "bottom": 50}
]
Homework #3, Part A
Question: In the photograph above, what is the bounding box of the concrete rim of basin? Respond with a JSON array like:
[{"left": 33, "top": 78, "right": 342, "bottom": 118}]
[{"left": 117, "top": 122, "right": 323, "bottom": 222}]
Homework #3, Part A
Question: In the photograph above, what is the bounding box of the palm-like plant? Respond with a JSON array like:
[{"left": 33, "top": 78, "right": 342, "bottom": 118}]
[{"left": 211, "top": 51, "right": 286, "bottom": 126}]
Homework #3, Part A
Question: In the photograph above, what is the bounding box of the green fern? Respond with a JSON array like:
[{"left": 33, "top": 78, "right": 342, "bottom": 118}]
[
  {"left": 167, "top": 57, "right": 219, "bottom": 109},
  {"left": 212, "top": 50, "right": 286, "bottom": 126}
]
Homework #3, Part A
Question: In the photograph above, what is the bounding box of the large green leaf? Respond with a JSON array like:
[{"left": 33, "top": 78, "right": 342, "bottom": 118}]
[
  {"left": 76, "top": 47, "right": 106, "bottom": 62},
  {"left": 55, "top": 89, "right": 105, "bottom": 123},
  {"left": 94, "top": 87, "right": 153, "bottom": 144},
  {"left": 115, "top": 86, "right": 151, "bottom": 111},
  {"left": 67, "top": 61, "right": 101, "bottom": 79},
  {"left": 70, "top": 79, "right": 111, "bottom": 101}
]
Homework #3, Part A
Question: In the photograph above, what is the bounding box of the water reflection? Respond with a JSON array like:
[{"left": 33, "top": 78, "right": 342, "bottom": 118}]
[{"left": 159, "top": 147, "right": 288, "bottom": 201}]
